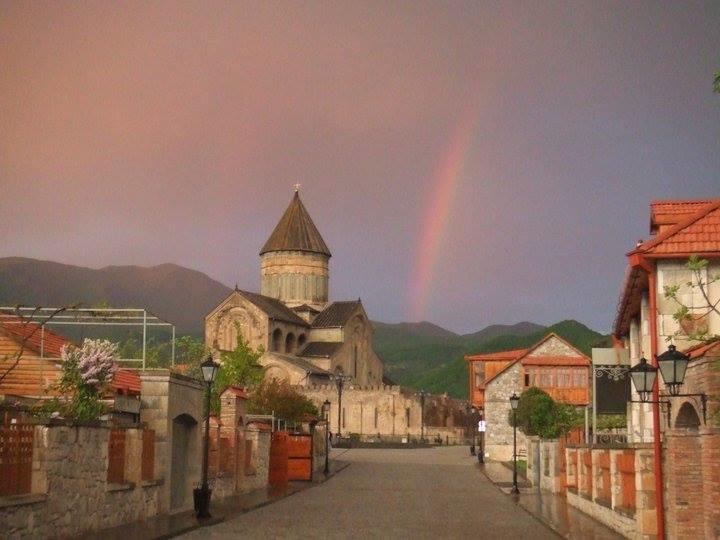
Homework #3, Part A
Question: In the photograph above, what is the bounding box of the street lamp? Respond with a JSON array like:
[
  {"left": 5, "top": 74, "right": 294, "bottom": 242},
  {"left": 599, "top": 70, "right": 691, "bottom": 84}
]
[
  {"left": 419, "top": 390, "right": 427, "bottom": 443},
  {"left": 330, "top": 370, "right": 351, "bottom": 438},
  {"left": 477, "top": 410, "right": 485, "bottom": 464},
  {"left": 465, "top": 403, "right": 476, "bottom": 456},
  {"left": 509, "top": 392, "right": 520, "bottom": 495},
  {"left": 657, "top": 345, "right": 690, "bottom": 396},
  {"left": 195, "top": 355, "right": 219, "bottom": 519},
  {"left": 629, "top": 357, "right": 657, "bottom": 402},
  {"left": 322, "top": 399, "right": 331, "bottom": 475}
]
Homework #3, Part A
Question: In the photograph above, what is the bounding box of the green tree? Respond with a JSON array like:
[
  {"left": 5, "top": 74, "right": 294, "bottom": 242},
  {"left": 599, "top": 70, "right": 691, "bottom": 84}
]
[
  {"left": 509, "top": 387, "right": 582, "bottom": 439},
  {"left": 184, "top": 326, "right": 264, "bottom": 413},
  {"left": 247, "top": 378, "right": 318, "bottom": 423}
]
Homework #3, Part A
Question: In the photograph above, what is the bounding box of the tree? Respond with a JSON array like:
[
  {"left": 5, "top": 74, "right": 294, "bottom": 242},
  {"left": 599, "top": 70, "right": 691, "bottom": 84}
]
[
  {"left": 182, "top": 325, "right": 264, "bottom": 413},
  {"left": 714, "top": 71, "right": 720, "bottom": 94},
  {"left": 247, "top": 378, "right": 318, "bottom": 423},
  {"left": 509, "top": 387, "right": 582, "bottom": 439}
]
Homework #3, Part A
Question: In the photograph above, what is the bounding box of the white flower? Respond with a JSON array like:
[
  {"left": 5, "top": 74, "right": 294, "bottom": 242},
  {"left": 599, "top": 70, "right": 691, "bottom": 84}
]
[{"left": 61, "top": 339, "right": 119, "bottom": 388}]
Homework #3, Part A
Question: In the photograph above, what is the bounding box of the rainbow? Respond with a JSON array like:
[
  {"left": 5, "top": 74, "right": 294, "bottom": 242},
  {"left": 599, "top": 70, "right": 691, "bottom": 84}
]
[{"left": 409, "top": 106, "right": 480, "bottom": 321}]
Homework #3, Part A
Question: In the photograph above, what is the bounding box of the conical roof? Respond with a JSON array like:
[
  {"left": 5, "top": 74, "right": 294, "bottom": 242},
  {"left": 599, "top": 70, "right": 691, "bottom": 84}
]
[{"left": 260, "top": 191, "right": 331, "bottom": 257}]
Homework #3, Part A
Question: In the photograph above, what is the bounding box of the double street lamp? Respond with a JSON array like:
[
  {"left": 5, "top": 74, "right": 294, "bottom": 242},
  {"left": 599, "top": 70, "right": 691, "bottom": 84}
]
[
  {"left": 196, "top": 356, "right": 220, "bottom": 519},
  {"left": 509, "top": 392, "right": 520, "bottom": 495},
  {"left": 629, "top": 345, "right": 708, "bottom": 422},
  {"left": 322, "top": 399, "right": 331, "bottom": 475}
]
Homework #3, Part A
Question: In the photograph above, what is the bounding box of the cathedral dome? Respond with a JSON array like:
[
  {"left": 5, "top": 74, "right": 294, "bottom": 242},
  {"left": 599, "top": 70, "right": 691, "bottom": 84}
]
[
  {"left": 260, "top": 191, "right": 331, "bottom": 257},
  {"left": 260, "top": 191, "right": 330, "bottom": 311}
]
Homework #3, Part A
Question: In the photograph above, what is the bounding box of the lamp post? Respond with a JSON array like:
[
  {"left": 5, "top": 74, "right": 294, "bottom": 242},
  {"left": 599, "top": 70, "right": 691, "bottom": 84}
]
[
  {"left": 195, "top": 356, "right": 219, "bottom": 519},
  {"left": 477, "top": 411, "right": 485, "bottom": 464},
  {"left": 419, "top": 390, "right": 427, "bottom": 443},
  {"left": 322, "top": 399, "right": 331, "bottom": 475},
  {"left": 509, "top": 393, "right": 520, "bottom": 495},
  {"left": 331, "top": 371, "right": 351, "bottom": 437},
  {"left": 466, "top": 403, "right": 476, "bottom": 456}
]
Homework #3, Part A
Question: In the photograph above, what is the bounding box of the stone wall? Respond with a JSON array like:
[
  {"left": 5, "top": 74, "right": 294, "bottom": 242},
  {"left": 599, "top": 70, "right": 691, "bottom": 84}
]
[
  {"left": 0, "top": 424, "right": 162, "bottom": 539},
  {"left": 484, "top": 362, "right": 525, "bottom": 461},
  {"left": 299, "top": 384, "right": 468, "bottom": 441},
  {"left": 526, "top": 438, "right": 563, "bottom": 493}
]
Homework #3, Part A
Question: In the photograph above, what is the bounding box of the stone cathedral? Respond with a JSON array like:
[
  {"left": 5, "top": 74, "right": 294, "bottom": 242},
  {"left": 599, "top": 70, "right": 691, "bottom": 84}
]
[{"left": 205, "top": 190, "right": 384, "bottom": 387}]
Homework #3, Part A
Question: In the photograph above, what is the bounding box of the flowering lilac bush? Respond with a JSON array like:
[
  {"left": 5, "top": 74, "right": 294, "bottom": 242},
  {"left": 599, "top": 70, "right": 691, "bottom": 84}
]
[
  {"left": 53, "top": 339, "right": 120, "bottom": 421},
  {"left": 61, "top": 339, "right": 119, "bottom": 387}
]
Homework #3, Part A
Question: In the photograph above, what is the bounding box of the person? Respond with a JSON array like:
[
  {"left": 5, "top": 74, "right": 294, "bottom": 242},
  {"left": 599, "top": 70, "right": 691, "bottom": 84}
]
[{"left": 328, "top": 431, "right": 333, "bottom": 449}]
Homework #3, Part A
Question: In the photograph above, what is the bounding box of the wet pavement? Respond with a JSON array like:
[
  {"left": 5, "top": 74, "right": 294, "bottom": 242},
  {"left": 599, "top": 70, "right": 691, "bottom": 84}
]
[
  {"left": 482, "top": 462, "right": 624, "bottom": 540},
  {"left": 180, "top": 446, "right": 560, "bottom": 539}
]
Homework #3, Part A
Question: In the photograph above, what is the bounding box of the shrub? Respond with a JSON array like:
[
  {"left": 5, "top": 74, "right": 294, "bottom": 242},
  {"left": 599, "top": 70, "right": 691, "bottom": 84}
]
[{"left": 508, "top": 386, "right": 583, "bottom": 439}]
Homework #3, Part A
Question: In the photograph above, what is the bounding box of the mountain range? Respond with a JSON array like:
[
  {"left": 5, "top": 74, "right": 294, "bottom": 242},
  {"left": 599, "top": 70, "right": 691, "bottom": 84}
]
[{"left": 0, "top": 257, "right": 609, "bottom": 397}]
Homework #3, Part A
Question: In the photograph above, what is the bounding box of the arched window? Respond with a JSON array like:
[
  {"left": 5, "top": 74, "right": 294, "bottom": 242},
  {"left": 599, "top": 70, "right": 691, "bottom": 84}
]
[
  {"left": 285, "top": 332, "right": 296, "bottom": 354},
  {"left": 272, "top": 328, "right": 283, "bottom": 352},
  {"left": 353, "top": 345, "right": 358, "bottom": 378},
  {"left": 298, "top": 334, "right": 307, "bottom": 350},
  {"left": 675, "top": 401, "right": 701, "bottom": 430}
]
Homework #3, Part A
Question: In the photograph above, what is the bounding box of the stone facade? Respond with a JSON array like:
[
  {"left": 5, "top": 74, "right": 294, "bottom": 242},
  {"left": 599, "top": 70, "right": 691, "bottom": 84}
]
[
  {"left": 484, "top": 362, "right": 525, "bottom": 461},
  {"left": 300, "top": 384, "right": 468, "bottom": 442},
  {"left": 261, "top": 251, "right": 329, "bottom": 312},
  {"left": 0, "top": 425, "right": 162, "bottom": 539}
]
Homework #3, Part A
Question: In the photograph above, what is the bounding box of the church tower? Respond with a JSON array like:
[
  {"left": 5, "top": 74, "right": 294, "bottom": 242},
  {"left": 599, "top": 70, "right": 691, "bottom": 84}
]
[{"left": 259, "top": 190, "right": 331, "bottom": 312}]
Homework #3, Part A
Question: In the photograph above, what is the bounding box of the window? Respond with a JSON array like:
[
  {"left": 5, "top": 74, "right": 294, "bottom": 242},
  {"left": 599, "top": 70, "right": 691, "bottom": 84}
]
[
  {"left": 342, "top": 407, "right": 346, "bottom": 428},
  {"left": 476, "top": 372, "right": 483, "bottom": 388},
  {"left": 374, "top": 407, "right": 378, "bottom": 429},
  {"left": 524, "top": 373, "right": 530, "bottom": 387},
  {"left": 572, "top": 368, "right": 587, "bottom": 387},
  {"left": 557, "top": 369, "right": 571, "bottom": 388},
  {"left": 539, "top": 369, "right": 553, "bottom": 387},
  {"left": 406, "top": 407, "right": 411, "bottom": 427},
  {"left": 353, "top": 345, "right": 358, "bottom": 378}
]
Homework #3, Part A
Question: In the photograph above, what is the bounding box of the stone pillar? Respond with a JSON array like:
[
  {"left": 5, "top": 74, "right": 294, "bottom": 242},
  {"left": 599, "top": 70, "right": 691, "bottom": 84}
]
[
  {"left": 139, "top": 370, "right": 204, "bottom": 514},
  {"left": 635, "top": 447, "right": 657, "bottom": 538}
]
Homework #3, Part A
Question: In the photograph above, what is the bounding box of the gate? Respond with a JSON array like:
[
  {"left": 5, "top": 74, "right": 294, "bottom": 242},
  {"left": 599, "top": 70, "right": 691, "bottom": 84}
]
[
  {"left": 287, "top": 433, "right": 313, "bottom": 481},
  {"left": 0, "top": 420, "right": 34, "bottom": 496},
  {"left": 268, "top": 431, "right": 288, "bottom": 487}
]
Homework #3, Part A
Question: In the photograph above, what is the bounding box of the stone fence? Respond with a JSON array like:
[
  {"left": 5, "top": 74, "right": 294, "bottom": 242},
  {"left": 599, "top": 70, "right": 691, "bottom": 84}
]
[
  {"left": 0, "top": 423, "right": 163, "bottom": 539},
  {"left": 564, "top": 444, "right": 656, "bottom": 539}
]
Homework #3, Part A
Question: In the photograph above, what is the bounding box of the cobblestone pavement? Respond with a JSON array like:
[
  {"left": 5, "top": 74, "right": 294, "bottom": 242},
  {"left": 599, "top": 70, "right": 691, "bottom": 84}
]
[{"left": 181, "top": 446, "right": 560, "bottom": 539}]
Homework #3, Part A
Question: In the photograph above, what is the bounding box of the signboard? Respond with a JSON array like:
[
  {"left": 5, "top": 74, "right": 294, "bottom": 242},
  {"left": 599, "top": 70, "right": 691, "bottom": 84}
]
[
  {"left": 477, "top": 420, "right": 486, "bottom": 432},
  {"left": 114, "top": 394, "right": 141, "bottom": 415},
  {"left": 592, "top": 348, "right": 630, "bottom": 415}
]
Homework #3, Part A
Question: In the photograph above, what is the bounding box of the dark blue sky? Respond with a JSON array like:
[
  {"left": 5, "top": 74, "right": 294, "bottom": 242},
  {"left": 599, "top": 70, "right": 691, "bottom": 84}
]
[{"left": 1, "top": 1, "right": 718, "bottom": 333}]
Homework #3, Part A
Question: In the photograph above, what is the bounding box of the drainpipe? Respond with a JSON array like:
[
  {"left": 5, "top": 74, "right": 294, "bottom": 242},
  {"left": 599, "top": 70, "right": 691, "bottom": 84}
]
[{"left": 635, "top": 256, "right": 665, "bottom": 539}]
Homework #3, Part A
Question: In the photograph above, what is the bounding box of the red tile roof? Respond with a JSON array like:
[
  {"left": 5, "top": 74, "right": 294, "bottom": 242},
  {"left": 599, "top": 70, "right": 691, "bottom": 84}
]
[
  {"left": 222, "top": 386, "right": 248, "bottom": 399},
  {"left": 110, "top": 369, "right": 141, "bottom": 395},
  {"left": 631, "top": 199, "right": 720, "bottom": 256},
  {"left": 650, "top": 199, "right": 715, "bottom": 234},
  {"left": 0, "top": 314, "right": 72, "bottom": 357},
  {"left": 465, "top": 348, "right": 528, "bottom": 362},
  {"left": 683, "top": 340, "right": 720, "bottom": 359}
]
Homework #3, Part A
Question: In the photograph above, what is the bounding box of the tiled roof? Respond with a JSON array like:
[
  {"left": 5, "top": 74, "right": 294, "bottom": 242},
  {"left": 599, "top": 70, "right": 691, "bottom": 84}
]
[
  {"left": 465, "top": 348, "right": 528, "bottom": 362},
  {"left": 221, "top": 386, "right": 248, "bottom": 399},
  {"left": 263, "top": 352, "right": 330, "bottom": 375},
  {"left": 236, "top": 290, "right": 309, "bottom": 327},
  {"left": 110, "top": 369, "right": 141, "bottom": 395},
  {"left": 0, "top": 314, "right": 72, "bottom": 357},
  {"left": 650, "top": 200, "right": 715, "bottom": 234},
  {"left": 300, "top": 342, "right": 343, "bottom": 358},
  {"left": 312, "top": 301, "right": 361, "bottom": 328},
  {"left": 683, "top": 340, "right": 720, "bottom": 359},
  {"left": 292, "top": 304, "right": 320, "bottom": 314},
  {"left": 260, "top": 191, "right": 331, "bottom": 257},
  {"left": 632, "top": 199, "right": 720, "bottom": 256}
]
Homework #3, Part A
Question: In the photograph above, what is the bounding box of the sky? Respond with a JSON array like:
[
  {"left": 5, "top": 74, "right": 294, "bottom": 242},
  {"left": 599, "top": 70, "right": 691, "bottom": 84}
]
[{"left": 1, "top": 1, "right": 719, "bottom": 334}]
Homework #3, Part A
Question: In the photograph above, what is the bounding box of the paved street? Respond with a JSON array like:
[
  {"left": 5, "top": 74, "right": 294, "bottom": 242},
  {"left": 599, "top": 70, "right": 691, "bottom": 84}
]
[{"left": 181, "top": 446, "right": 560, "bottom": 539}]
